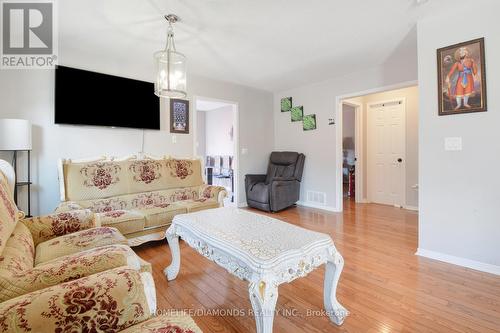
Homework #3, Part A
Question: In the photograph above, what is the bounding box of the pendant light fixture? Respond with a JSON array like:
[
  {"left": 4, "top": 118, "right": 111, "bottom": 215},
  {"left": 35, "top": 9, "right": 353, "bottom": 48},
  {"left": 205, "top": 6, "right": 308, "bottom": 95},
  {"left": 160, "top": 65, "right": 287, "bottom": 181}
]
[{"left": 154, "top": 14, "right": 187, "bottom": 98}]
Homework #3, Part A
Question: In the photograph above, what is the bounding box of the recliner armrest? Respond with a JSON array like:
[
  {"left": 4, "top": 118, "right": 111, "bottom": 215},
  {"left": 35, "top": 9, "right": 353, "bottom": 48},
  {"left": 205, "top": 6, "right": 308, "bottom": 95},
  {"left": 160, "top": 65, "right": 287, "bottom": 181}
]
[
  {"left": 245, "top": 174, "right": 266, "bottom": 182},
  {"left": 245, "top": 174, "right": 266, "bottom": 185}
]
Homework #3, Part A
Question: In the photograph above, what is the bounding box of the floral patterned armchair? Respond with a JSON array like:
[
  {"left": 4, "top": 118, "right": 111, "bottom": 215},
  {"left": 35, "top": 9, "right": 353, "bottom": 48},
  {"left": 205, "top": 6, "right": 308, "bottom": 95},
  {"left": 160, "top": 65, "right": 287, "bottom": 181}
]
[
  {"left": 56, "top": 155, "right": 228, "bottom": 246},
  {"left": 0, "top": 267, "right": 202, "bottom": 333},
  {"left": 0, "top": 160, "right": 202, "bottom": 332}
]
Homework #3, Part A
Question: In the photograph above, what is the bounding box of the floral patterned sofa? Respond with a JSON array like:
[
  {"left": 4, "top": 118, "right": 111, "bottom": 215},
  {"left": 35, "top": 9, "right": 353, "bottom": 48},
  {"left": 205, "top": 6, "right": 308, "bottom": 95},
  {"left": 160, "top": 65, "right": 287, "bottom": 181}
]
[
  {"left": 0, "top": 159, "right": 202, "bottom": 332},
  {"left": 56, "top": 155, "right": 227, "bottom": 246}
]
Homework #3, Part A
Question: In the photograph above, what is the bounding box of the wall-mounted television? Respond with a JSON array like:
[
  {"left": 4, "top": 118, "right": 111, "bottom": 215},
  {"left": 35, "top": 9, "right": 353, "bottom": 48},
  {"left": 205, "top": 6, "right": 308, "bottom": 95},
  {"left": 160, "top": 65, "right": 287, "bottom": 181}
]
[{"left": 55, "top": 66, "right": 160, "bottom": 130}]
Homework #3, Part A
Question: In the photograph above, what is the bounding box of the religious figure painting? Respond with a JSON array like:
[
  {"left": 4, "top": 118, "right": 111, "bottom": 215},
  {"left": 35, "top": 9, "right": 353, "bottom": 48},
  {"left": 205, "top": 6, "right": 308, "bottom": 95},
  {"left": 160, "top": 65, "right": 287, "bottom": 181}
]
[{"left": 437, "top": 38, "right": 487, "bottom": 116}]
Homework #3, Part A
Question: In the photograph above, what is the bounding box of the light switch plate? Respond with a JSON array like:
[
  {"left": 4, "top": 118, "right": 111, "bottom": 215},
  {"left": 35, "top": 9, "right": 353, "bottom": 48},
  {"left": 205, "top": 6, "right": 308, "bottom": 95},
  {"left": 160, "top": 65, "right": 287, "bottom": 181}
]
[
  {"left": 444, "top": 137, "right": 462, "bottom": 151},
  {"left": 172, "top": 135, "right": 177, "bottom": 144},
  {"left": 241, "top": 148, "right": 248, "bottom": 155}
]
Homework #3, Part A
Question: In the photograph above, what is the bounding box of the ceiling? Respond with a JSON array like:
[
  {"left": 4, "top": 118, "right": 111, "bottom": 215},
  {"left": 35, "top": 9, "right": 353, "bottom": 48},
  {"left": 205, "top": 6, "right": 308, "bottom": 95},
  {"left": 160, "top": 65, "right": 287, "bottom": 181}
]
[{"left": 59, "top": 0, "right": 453, "bottom": 92}]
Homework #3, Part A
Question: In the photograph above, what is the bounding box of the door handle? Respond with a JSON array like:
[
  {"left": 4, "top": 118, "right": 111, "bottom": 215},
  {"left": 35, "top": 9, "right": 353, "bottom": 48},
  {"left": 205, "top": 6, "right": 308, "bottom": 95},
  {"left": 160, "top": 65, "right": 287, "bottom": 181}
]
[{"left": 397, "top": 158, "right": 403, "bottom": 163}]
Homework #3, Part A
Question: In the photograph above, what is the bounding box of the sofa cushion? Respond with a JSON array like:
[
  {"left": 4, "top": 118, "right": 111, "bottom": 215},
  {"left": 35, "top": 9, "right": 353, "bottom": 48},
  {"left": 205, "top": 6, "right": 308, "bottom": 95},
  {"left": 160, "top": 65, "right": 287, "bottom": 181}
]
[
  {"left": 176, "top": 198, "right": 220, "bottom": 213},
  {"left": 247, "top": 182, "right": 270, "bottom": 203},
  {"left": 164, "top": 158, "right": 203, "bottom": 189},
  {"left": 0, "top": 173, "right": 19, "bottom": 255},
  {"left": 96, "top": 210, "right": 146, "bottom": 235},
  {"left": 64, "top": 161, "right": 128, "bottom": 201},
  {"left": 35, "top": 227, "right": 128, "bottom": 265},
  {"left": 137, "top": 203, "right": 187, "bottom": 228},
  {"left": 120, "top": 312, "right": 202, "bottom": 333},
  {"left": 126, "top": 159, "right": 167, "bottom": 194}
]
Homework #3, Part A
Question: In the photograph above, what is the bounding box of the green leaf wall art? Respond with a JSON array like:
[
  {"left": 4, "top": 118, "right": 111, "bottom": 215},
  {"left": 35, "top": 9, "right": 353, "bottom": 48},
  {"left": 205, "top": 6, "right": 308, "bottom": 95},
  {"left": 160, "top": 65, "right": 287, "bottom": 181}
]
[
  {"left": 291, "top": 106, "right": 303, "bottom": 122},
  {"left": 281, "top": 97, "right": 292, "bottom": 112},
  {"left": 282, "top": 96, "right": 317, "bottom": 131},
  {"left": 303, "top": 114, "right": 317, "bottom": 131}
]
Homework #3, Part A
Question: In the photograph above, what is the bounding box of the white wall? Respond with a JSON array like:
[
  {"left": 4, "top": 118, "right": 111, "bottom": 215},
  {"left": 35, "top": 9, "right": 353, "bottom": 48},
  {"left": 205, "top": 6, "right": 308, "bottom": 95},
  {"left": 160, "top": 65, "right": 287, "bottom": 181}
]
[
  {"left": 204, "top": 106, "right": 234, "bottom": 156},
  {"left": 417, "top": 0, "right": 500, "bottom": 273},
  {"left": 274, "top": 62, "right": 417, "bottom": 211},
  {"left": 0, "top": 69, "right": 273, "bottom": 215},
  {"left": 195, "top": 111, "right": 206, "bottom": 157}
]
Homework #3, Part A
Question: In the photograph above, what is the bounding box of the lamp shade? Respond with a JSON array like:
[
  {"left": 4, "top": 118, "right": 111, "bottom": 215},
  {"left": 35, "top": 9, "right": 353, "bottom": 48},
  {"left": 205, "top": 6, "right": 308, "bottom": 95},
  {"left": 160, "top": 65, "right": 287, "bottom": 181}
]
[{"left": 0, "top": 119, "right": 32, "bottom": 150}]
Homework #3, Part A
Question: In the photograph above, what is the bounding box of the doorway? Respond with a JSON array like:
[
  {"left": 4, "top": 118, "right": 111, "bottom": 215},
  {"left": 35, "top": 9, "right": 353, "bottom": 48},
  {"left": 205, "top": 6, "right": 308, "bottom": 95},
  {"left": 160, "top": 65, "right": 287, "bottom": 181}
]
[
  {"left": 195, "top": 97, "right": 239, "bottom": 206},
  {"left": 335, "top": 82, "right": 419, "bottom": 212},
  {"left": 341, "top": 101, "right": 363, "bottom": 203}
]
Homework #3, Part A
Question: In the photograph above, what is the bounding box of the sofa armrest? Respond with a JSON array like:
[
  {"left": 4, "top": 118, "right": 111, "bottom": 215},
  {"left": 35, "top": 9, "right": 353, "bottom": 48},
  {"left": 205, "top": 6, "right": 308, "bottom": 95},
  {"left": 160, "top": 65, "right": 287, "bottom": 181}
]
[
  {"left": 199, "top": 184, "right": 227, "bottom": 206},
  {"left": 21, "top": 209, "right": 96, "bottom": 246},
  {"left": 0, "top": 244, "right": 141, "bottom": 302},
  {"left": 0, "top": 268, "right": 155, "bottom": 333},
  {"left": 54, "top": 201, "right": 85, "bottom": 213}
]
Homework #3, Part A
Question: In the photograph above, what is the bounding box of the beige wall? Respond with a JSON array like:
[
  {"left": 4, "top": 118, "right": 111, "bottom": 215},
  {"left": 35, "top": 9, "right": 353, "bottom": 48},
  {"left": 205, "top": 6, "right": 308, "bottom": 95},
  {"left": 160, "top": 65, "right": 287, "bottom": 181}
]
[{"left": 346, "top": 85, "right": 419, "bottom": 208}]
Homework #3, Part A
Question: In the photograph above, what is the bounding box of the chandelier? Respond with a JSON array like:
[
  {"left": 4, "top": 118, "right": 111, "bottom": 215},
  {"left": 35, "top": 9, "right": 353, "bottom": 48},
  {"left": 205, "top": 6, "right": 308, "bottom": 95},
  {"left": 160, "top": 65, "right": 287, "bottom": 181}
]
[{"left": 154, "top": 14, "right": 187, "bottom": 98}]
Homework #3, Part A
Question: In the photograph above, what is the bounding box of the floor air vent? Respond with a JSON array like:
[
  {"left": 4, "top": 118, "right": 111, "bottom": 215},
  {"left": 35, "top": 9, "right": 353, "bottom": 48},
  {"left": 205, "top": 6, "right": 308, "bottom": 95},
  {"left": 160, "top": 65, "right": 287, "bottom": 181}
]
[{"left": 306, "top": 191, "right": 326, "bottom": 205}]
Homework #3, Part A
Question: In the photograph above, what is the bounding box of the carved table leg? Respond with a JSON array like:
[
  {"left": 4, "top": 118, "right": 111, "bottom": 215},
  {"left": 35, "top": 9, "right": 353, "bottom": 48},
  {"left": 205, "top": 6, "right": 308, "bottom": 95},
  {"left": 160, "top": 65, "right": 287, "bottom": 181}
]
[
  {"left": 324, "top": 250, "right": 349, "bottom": 325},
  {"left": 249, "top": 280, "right": 278, "bottom": 333},
  {"left": 164, "top": 227, "right": 181, "bottom": 281}
]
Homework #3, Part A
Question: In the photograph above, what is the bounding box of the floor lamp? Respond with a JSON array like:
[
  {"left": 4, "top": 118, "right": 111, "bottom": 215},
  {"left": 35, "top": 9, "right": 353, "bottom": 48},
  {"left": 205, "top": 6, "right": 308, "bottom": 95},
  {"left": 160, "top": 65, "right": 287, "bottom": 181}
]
[{"left": 0, "top": 119, "right": 32, "bottom": 217}]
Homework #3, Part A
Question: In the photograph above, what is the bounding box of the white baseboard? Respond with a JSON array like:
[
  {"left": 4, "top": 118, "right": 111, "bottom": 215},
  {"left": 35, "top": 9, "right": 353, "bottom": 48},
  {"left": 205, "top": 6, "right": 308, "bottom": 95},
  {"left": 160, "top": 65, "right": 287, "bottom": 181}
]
[
  {"left": 405, "top": 205, "right": 419, "bottom": 211},
  {"left": 296, "top": 201, "right": 340, "bottom": 212},
  {"left": 237, "top": 202, "right": 248, "bottom": 208},
  {"left": 416, "top": 248, "right": 500, "bottom": 276}
]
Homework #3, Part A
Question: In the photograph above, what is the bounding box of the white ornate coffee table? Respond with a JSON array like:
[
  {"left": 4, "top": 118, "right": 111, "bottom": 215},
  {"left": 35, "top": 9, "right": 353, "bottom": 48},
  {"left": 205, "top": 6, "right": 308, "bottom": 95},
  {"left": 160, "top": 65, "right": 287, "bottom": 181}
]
[{"left": 164, "top": 207, "right": 348, "bottom": 333}]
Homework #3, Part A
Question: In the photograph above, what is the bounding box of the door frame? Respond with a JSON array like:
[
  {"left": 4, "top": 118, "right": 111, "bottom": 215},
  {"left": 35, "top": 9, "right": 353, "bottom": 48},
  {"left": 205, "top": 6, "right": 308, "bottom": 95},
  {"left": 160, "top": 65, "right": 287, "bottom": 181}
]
[
  {"left": 193, "top": 95, "right": 240, "bottom": 206},
  {"left": 334, "top": 80, "right": 417, "bottom": 212},
  {"left": 366, "top": 98, "right": 407, "bottom": 207},
  {"left": 341, "top": 100, "right": 364, "bottom": 203}
]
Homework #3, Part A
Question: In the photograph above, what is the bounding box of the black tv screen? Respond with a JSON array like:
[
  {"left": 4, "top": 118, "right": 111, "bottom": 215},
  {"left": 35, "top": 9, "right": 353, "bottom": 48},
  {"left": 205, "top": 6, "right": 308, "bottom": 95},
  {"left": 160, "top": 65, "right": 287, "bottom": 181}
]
[{"left": 55, "top": 66, "right": 160, "bottom": 130}]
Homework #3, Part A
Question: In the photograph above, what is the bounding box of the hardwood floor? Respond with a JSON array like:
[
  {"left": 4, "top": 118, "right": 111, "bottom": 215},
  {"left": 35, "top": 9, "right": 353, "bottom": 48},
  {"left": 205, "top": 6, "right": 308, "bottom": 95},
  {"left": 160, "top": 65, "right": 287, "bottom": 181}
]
[{"left": 134, "top": 201, "right": 500, "bottom": 332}]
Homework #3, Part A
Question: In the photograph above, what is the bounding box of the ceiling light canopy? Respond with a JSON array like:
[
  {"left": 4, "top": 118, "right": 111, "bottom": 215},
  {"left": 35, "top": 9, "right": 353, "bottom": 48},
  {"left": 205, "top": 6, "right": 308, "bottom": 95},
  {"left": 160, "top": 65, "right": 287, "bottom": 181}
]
[{"left": 154, "top": 14, "right": 187, "bottom": 99}]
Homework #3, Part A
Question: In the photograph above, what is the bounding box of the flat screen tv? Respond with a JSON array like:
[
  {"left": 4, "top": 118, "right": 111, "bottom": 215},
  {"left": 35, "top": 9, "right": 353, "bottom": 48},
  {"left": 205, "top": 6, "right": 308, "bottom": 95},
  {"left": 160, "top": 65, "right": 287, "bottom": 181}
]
[{"left": 55, "top": 66, "right": 160, "bottom": 130}]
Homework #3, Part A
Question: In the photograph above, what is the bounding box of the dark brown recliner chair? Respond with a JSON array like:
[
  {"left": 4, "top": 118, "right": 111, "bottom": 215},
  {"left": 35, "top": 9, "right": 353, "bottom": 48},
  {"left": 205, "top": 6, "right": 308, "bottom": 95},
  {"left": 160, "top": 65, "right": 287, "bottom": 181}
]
[{"left": 245, "top": 152, "right": 305, "bottom": 212}]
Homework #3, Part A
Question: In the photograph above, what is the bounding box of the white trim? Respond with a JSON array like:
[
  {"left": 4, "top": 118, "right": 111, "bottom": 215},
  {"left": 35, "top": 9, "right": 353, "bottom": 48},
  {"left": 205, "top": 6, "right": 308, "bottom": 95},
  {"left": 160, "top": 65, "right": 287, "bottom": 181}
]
[
  {"left": 296, "top": 201, "right": 340, "bottom": 212},
  {"left": 193, "top": 96, "right": 240, "bottom": 206},
  {"left": 416, "top": 248, "right": 500, "bottom": 276},
  {"left": 238, "top": 202, "right": 248, "bottom": 208},
  {"left": 140, "top": 272, "right": 158, "bottom": 315},
  {"left": 335, "top": 80, "right": 418, "bottom": 212},
  {"left": 404, "top": 205, "right": 418, "bottom": 211},
  {"left": 367, "top": 97, "right": 407, "bottom": 207}
]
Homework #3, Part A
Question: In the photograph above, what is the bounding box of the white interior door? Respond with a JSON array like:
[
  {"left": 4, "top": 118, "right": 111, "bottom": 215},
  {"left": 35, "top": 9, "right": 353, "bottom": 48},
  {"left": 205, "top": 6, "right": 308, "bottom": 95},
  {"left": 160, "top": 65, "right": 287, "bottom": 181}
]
[{"left": 367, "top": 99, "right": 406, "bottom": 206}]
